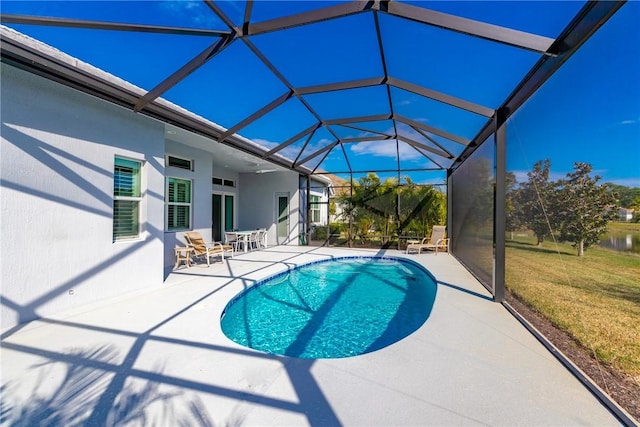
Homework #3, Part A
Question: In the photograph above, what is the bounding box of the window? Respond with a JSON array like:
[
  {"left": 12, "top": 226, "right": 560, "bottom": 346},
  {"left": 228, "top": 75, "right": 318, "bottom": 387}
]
[
  {"left": 113, "top": 157, "right": 142, "bottom": 241},
  {"left": 213, "top": 176, "right": 236, "bottom": 187},
  {"left": 167, "top": 177, "right": 192, "bottom": 230},
  {"left": 167, "top": 155, "right": 193, "bottom": 170},
  {"left": 310, "top": 195, "right": 321, "bottom": 223}
]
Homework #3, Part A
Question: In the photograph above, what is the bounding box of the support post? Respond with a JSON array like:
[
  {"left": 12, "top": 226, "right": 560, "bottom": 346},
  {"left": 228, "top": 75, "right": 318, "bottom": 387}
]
[
  {"left": 447, "top": 168, "right": 453, "bottom": 253},
  {"left": 306, "top": 176, "right": 311, "bottom": 246},
  {"left": 349, "top": 174, "right": 353, "bottom": 248},
  {"left": 494, "top": 107, "right": 507, "bottom": 302}
]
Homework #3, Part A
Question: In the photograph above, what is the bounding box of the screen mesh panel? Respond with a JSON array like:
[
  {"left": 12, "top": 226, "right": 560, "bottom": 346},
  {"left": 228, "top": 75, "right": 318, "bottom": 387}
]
[{"left": 450, "top": 137, "right": 495, "bottom": 290}]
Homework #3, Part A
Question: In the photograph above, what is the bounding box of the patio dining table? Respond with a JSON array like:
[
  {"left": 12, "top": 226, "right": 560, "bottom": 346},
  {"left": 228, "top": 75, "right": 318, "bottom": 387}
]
[{"left": 230, "top": 230, "right": 267, "bottom": 253}]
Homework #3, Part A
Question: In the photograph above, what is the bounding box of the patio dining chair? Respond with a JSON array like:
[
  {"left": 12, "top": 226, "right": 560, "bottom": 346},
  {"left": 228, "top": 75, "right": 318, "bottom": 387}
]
[
  {"left": 257, "top": 228, "right": 267, "bottom": 249},
  {"left": 405, "top": 225, "right": 449, "bottom": 255},
  {"left": 248, "top": 230, "right": 260, "bottom": 251},
  {"left": 185, "top": 231, "right": 234, "bottom": 266},
  {"left": 224, "top": 231, "right": 242, "bottom": 254}
]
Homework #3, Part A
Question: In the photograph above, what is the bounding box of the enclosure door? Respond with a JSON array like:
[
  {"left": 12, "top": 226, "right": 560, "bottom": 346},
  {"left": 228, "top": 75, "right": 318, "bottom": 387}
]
[{"left": 276, "top": 193, "right": 290, "bottom": 245}]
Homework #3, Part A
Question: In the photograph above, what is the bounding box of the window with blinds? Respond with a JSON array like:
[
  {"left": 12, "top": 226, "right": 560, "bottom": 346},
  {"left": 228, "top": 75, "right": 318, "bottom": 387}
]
[
  {"left": 167, "top": 177, "right": 191, "bottom": 231},
  {"left": 113, "top": 157, "right": 142, "bottom": 241},
  {"left": 310, "top": 195, "right": 321, "bottom": 223}
]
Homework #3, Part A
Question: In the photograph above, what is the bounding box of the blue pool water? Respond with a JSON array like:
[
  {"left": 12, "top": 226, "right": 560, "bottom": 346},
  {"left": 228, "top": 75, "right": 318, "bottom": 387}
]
[{"left": 220, "top": 256, "right": 437, "bottom": 358}]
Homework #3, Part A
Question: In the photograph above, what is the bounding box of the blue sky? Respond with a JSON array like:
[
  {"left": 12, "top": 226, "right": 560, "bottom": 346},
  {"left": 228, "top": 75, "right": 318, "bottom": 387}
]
[
  {"left": 506, "top": 1, "right": 640, "bottom": 188},
  {"left": 2, "top": 0, "right": 638, "bottom": 187}
]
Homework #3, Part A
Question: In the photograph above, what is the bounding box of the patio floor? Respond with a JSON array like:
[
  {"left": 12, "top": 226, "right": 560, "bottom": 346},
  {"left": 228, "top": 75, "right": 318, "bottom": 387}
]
[{"left": 0, "top": 246, "right": 623, "bottom": 426}]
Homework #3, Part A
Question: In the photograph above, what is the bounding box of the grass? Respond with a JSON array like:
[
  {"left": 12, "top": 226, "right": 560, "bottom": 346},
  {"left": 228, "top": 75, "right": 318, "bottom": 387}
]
[
  {"left": 607, "top": 221, "right": 640, "bottom": 234},
  {"left": 505, "top": 232, "right": 640, "bottom": 384}
]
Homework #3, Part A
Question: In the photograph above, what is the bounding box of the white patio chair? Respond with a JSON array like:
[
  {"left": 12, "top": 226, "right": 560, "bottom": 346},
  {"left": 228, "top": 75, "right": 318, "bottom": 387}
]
[
  {"left": 249, "top": 230, "right": 260, "bottom": 251},
  {"left": 224, "top": 231, "right": 241, "bottom": 254},
  {"left": 406, "top": 225, "right": 449, "bottom": 255},
  {"left": 257, "top": 228, "right": 267, "bottom": 249}
]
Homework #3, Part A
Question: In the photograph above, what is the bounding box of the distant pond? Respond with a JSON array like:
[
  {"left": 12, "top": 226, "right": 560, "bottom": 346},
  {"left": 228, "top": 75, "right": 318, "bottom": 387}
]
[{"left": 598, "top": 231, "right": 640, "bottom": 254}]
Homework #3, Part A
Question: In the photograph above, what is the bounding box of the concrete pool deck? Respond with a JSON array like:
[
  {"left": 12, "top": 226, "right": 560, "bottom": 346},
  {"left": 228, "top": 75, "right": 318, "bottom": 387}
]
[{"left": 0, "top": 246, "right": 626, "bottom": 426}]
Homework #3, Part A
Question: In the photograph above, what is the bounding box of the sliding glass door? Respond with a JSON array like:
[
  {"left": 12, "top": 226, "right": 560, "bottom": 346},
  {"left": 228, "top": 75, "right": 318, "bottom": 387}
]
[{"left": 212, "top": 193, "right": 234, "bottom": 242}]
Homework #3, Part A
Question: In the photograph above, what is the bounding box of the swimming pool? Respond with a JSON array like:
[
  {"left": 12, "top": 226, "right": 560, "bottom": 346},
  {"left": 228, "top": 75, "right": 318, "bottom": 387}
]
[{"left": 220, "top": 256, "right": 437, "bottom": 358}]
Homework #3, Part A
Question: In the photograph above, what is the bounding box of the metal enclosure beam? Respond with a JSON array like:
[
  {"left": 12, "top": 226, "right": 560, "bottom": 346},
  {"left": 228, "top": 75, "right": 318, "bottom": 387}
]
[
  {"left": 296, "top": 141, "right": 339, "bottom": 167},
  {"left": 263, "top": 123, "right": 321, "bottom": 158},
  {"left": 408, "top": 125, "right": 454, "bottom": 158},
  {"left": 218, "top": 90, "right": 294, "bottom": 142},
  {"left": 388, "top": 77, "right": 494, "bottom": 118},
  {"left": 0, "top": 14, "right": 231, "bottom": 36},
  {"left": 324, "top": 114, "right": 392, "bottom": 125},
  {"left": 247, "top": 1, "right": 372, "bottom": 36},
  {"left": 396, "top": 135, "right": 451, "bottom": 159},
  {"left": 134, "top": 34, "right": 235, "bottom": 112},
  {"left": 340, "top": 135, "right": 391, "bottom": 144},
  {"left": 384, "top": 2, "right": 556, "bottom": 54},
  {"left": 394, "top": 114, "right": 469, "bottom": 146},
  {"left": 296, "top": 77, "right": 385, "bottom": 95},
  {"left": 338, "top": 123, "right": 393, "bottom": 137}
]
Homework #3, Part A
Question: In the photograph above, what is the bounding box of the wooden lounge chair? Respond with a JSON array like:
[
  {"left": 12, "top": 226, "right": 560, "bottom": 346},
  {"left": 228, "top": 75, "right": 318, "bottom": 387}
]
[
  {"left": 406, "top": 225, "right": 449, "bottom": 255},
  {"left": 185, "top": 231, "right": 234, "bottom": 266}
]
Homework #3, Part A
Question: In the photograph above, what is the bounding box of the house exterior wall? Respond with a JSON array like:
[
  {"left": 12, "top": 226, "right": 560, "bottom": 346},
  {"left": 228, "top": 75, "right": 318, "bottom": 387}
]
[
  {"left": 1, "top": 62, "right": 322, "bottom": 331},
  {"left": 618, "top": 208, "right": 633, "bottom": 222},
  {"left": 238, "top": 172, "right": 301, "bottom": 245},
  {"left": 1, "top": 64, "right": 165, "bottom": 331}
]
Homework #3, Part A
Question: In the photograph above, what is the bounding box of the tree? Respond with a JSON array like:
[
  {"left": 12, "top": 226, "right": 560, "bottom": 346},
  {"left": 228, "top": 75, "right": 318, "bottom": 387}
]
[
  {"left": 555, "top": 162, "right": 618, "bottom": 256},
  {"left": 505, "top": 171, "right": 522, "bottom": 239},
  {"left": 631, "top": 196, "right": 640, "bottom": 223},
  {"left": 515, "top": 159, "right": 557, "bottom": 246},
  {"left": 398, "top": 178, "right": 446, "bottom": 236},
  {"left": 603, "top": 183, "right": 640, "bottom": 208},
  {"left": 339, "top": 173, "right": 446, "bottom": 245}
]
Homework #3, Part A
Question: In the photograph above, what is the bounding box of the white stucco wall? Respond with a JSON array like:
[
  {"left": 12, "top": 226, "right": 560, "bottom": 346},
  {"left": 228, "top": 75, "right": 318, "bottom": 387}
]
[
  {"left": 1, "top": 64, "right": 165, "bottom": 331},
  {"left": 238, "top": 172, "right": 301, "bottom": 245}
]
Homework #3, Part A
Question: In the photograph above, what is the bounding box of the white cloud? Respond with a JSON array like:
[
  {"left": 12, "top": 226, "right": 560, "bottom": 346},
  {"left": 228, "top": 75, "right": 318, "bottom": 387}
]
[
  {"left": 508, "top": 169, "right": 567, "bottom": 184},
  {"left": 158, "top": 2, "right": 219, "bottom": 26},
  {"left": 350, "top": 140, "right": 422, "bottom": 160},
  {"left": 253, "top": 137, "right": 339, "bottom": 164},
  {"left": 253, "top": 138, "right": 279, "bottom": 149},
  {"left": 605, "top": 177, "right": 640, "bottom": 188}
]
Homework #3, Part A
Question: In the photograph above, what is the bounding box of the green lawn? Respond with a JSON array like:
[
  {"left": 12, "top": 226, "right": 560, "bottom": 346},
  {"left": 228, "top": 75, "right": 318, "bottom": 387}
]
[
  {"left": 505, "top": 234, "right": 640, "bottom": 384},
  {"left": 608, "top": 221, "right": 640, "bottom": 233}
]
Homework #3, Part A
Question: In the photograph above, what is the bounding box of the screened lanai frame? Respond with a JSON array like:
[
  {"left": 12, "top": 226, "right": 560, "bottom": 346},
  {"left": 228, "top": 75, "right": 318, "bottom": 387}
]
[{"left": 0, "top": 0, "right": 626, "bottom": 301}]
